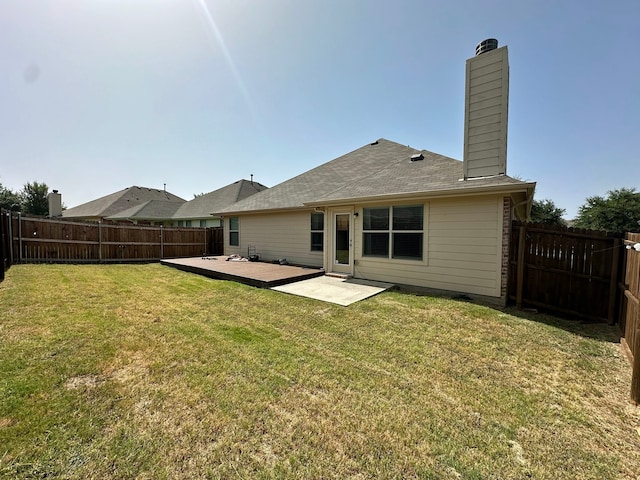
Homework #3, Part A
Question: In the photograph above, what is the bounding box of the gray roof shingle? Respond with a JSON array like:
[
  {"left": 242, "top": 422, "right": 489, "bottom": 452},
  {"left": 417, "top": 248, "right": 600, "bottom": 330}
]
[
  {"left": 106, "top": 200, "right": 184, "bottom": 221},
  {"left": 172, "top": 179, "right": 268, "bottom": 219},
  {"left": 63, "top": 186, "right": 185, "bottom": 219},
  {"left": 215, "top": 138, "right": 534, "bottom": 214}
]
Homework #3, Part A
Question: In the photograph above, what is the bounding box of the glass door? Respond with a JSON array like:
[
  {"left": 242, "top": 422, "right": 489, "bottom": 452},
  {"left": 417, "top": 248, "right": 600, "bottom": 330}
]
[{"left": 332, "top": 211, "right": 353, "bottom": 274}]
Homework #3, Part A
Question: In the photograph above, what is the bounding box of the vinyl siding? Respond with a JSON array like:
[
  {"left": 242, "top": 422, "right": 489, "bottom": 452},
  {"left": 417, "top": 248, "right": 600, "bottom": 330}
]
[
  {"left": 225, "top": 211, "right": 323, "bottom": 267},
  {"left": 463, "top": 46, "right": 509, "bottom": 178},
  {"left": 354, "top": 196, "right": 503, "bottom": 297}
]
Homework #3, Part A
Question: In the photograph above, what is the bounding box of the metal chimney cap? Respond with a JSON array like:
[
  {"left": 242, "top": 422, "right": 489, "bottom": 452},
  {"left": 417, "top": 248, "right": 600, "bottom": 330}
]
[{"left": 476, "top": 38, "right": 498, "bottom": 56}]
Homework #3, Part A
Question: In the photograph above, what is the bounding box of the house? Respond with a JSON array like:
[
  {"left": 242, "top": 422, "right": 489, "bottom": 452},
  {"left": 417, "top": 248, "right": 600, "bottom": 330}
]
[
  {"left": 213, "top": 40, "right": 535, "bottom": 302},
  {"left": 168, "top": 179, "right": 267, "bottom": 228},
  {"left": 63, "top": 180, "right": 267, "bottom": 227},
  {"left": 103, "top": 199, "right": 184, "bottom": 226},
  {"left": 106, "top": 179, "right": 267, "bottom": 226},
  {"left": 62, "top": 186, "right": 185, "bottom": 223}
]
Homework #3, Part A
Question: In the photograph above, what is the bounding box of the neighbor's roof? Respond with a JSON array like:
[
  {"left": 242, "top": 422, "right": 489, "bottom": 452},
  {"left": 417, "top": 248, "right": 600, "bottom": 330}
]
[
  {"left": 214, "top": 138, "right": 535, "bottom": 215},
  {"left": 106, "top": 200, "right": 184, "bottom": 221},
  {"left": 172, "top": 179, "right": 268, "bottom": 219},
  {"left": 63, "top": 186, "right": 185, "bottom": 219}
]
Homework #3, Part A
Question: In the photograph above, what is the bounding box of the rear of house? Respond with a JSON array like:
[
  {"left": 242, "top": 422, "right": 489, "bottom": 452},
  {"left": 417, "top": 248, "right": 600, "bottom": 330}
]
[
  {"left": 217, "top": 40, "right": 535, "bottom": 302},
  {"left": 223, "top": 191, "right": 516, "bottom": 299}
]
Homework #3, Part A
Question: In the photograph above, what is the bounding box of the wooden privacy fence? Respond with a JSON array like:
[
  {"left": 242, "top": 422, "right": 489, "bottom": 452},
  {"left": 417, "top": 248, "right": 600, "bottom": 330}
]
[
  {"left": 509, "top": 222, "right": 624, "bottom": 324},
  {"left": 4, "top": 214, "right": 223, "bottom": 264},
  {"left": 620, "top": 232, "right": 640, "bottom": 404}
]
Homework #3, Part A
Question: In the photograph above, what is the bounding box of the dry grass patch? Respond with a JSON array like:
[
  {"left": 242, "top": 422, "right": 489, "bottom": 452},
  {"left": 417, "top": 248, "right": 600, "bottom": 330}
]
[{"left": 0, "top": 264, "right": 638, "bottom": 479}]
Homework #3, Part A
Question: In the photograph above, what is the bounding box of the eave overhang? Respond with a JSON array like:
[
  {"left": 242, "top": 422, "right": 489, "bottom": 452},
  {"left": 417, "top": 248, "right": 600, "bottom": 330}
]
[{"left": 303, "top": 182, "right": 536, "bottom": 208}]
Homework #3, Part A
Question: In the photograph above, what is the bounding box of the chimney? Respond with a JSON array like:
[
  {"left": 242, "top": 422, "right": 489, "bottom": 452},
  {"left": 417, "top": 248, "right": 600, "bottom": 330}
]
[
  {"left": 48, "top": 190, "right": 62, "bottom": 218},
  {"left": 463, "top": 38, "right": 509, "bottom": 179}
]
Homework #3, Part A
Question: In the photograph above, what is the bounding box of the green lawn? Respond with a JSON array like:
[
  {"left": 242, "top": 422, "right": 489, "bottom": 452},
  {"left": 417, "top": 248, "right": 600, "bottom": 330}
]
[{"left": 0, "top": 264, "right": 638, "bottom": 479}]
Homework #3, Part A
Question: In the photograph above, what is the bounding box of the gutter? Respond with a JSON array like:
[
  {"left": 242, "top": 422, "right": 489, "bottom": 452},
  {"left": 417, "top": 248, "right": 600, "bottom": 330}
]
[
  {"left": 211, "top": 206, "right": 317, "bottom": 217},
  {"left": 303, "top": 182, "right": 536, "bottom": 208}
]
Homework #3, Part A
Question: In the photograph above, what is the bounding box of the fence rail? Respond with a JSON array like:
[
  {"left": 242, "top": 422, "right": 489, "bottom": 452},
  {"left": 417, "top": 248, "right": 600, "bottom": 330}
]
[{"left": 1, "top": 213, "right": 223, "bottom": 266}]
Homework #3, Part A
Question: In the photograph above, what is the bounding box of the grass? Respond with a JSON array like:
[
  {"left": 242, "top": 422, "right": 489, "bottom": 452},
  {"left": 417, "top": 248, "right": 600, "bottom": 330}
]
[{"left": 0, "top": 263, "right": 639, "bottom": 479}]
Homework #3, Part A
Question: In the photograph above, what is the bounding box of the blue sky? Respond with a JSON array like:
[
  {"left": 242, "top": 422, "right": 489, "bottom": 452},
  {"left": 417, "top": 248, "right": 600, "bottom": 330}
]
[{"left": 1, "top": 0, "right": 638, "bottom": 218}]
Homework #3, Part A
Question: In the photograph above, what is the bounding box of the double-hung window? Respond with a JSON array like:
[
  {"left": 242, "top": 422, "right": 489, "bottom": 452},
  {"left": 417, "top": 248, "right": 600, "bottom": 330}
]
[
  {"left": 310, "top": 212, "right": 324, "bottom": 251},
  {"left": 363, "top": 205, "right": 423, "bottom": 260},
  {"left": 229, "top": 216, "right": 239, "bottom": 246}
]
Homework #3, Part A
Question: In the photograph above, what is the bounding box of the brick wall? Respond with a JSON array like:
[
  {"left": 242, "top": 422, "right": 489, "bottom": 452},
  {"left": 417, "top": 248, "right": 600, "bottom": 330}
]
[{"left": 500, "top": 196, "right": 512, "bottom": 302}]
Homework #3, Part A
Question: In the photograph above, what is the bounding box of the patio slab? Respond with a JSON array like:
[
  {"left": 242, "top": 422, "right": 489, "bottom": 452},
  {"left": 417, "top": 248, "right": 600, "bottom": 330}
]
[{"left": 272, "top": 275, "right": 394, "bottom": 306}]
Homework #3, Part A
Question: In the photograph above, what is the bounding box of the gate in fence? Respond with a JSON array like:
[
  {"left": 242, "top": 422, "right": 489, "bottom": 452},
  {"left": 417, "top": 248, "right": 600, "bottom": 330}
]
[{"left": 508, "top": 221, "right": 623, "bottom": 323}]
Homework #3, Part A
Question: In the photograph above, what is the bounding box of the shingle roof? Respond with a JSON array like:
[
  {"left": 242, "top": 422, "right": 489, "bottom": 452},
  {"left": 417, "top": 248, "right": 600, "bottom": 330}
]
[
  {"left": 214, "top": 138, "right": 535, "bottom": 214},
  {"left": 106, "top": 200, "right": 184, "bottom": 221},
  {"left": 172, "top": 179, "right": 268, "bottom": 219},
  {"left": 62, "top": 186, "right": 185, "bottom": 219}
]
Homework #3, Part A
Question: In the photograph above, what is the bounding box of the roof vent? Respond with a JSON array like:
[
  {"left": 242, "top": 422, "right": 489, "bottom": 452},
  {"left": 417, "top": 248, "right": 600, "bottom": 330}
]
[
  {"left": 475, "top": 38, "right": 498, "bottom": 56},
  {"left": 370, "top": 140, "right": 379, "bottom": 146},
  {"left": 410, "top": 153, "right": 424, "bottom": 162}
]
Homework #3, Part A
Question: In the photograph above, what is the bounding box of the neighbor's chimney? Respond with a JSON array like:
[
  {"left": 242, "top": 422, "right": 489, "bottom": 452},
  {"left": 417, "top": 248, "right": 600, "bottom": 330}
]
[
  {"left": 48, "top": 190, "right": 62, "bottom": 218},
  {"left": 463, "top": 38, "right": 509, "bottom": 179}
]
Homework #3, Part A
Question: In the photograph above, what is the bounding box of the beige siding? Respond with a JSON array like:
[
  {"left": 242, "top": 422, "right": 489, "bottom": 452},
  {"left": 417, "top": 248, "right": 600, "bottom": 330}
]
[
  {"left": 354, "top": 196, "right": 503, "bottom": 297},
  {"left": 225, "top": 211, "right": 323, "bottom": 267},
  {"left": 463, "top": 46, "right": 509, "bottom": 179}
]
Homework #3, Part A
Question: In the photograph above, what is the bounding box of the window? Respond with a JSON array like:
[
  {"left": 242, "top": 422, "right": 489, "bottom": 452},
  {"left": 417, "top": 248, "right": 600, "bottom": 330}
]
[
  {"left": 363, "top": 205, "right": 423, "bottom": 260},
  {"left": 229, "top": 216, "right": 239, "bottom": 246},
  {"left": 199, "top": 220, "right": 207, "bottom": 228},
  {"left": 310, "top": 212, "right": 324, "bottom": 251}
]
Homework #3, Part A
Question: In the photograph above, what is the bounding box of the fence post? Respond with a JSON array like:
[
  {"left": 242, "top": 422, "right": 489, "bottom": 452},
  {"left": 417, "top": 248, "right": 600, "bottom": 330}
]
[
  {"left": 18, "top": 212, "right": 22, "bottom": 263},
  {"left": 98, "top": 221, "right": 103, "bottom": 263},
  {"left": 8, "top": 212, "right": 13, "bottom": 265},
  {"left": 608, "top": 238, "right": 621, "bottom": 324},
  {"left": 1, "top": 212, "right": 5, "bottom": 282},
  {"left": 160, "top": 225, "right": 164, "bottom": 259},
  {"left": 516, "top": 224, "right": 526, "bottom": 309}
]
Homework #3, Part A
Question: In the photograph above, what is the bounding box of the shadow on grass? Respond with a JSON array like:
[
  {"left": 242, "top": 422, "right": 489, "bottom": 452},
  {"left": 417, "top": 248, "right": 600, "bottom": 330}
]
[
  {"left": 393, "top": 284, "right": 621, "bottom": 344},
  {"left": 502, "top": 306, "right": 622, "bottom": 344}
]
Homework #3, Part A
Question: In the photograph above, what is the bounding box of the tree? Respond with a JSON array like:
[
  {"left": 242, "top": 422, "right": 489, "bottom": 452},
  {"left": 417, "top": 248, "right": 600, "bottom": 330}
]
[
  {"left": 0, "top": 183, "right": 21, "bottom": 211},
  {"left": 20, "top": 181, "right": 49, "bottom": 216},
  {"left": 574, "top": 188, "right": 640, "bottom": 233},
  {"left": 530, "top": 199, "right": 566, "bottom": 226}
]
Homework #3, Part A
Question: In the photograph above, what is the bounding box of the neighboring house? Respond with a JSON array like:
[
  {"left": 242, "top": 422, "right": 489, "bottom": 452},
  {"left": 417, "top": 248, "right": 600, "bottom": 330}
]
[
  {"left": 213, "top": 40, "right": 535, "bottom": 302},
  {"left": 169, "top": 179, "right": 268, "bottom": 228},
  {"left": 106, "top": 179, "right": 267, "bottom": 227},
  {"left": 103, "top": 200, "right": 184, "bottom": 226},
  {"left": 62, "top": 186, "right": 185, "bottom": 222}
]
